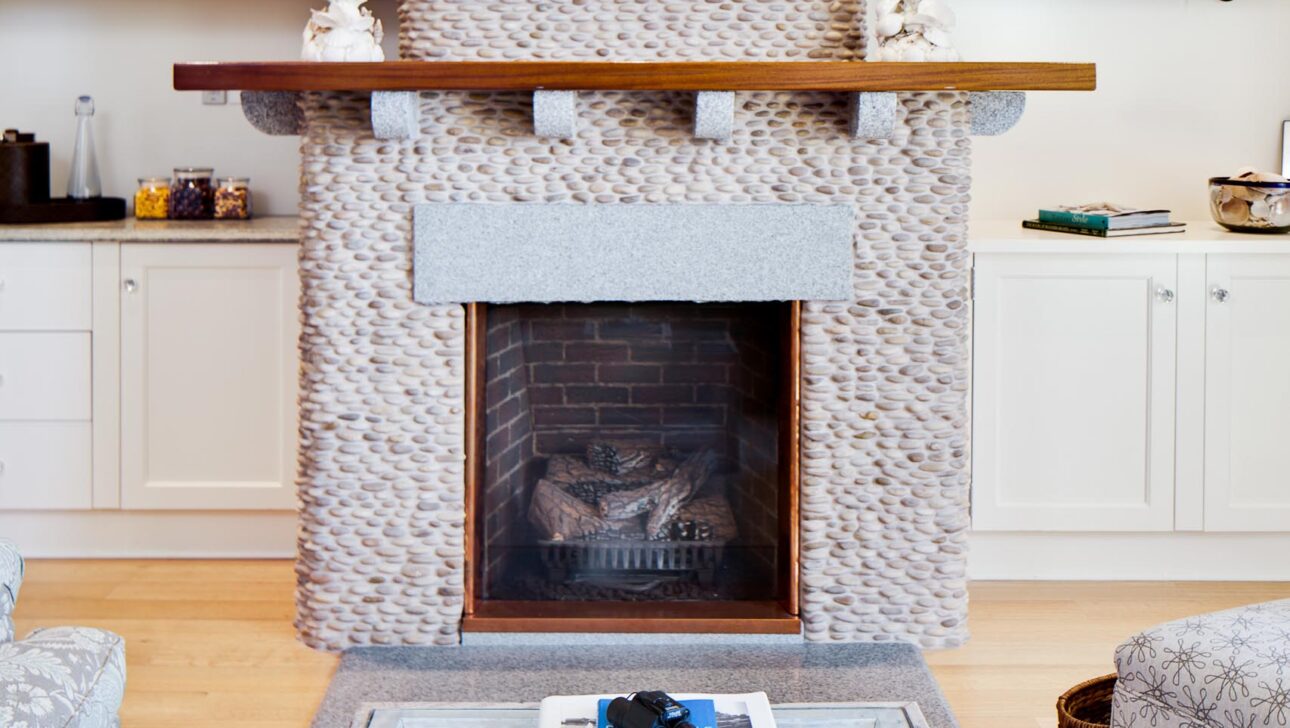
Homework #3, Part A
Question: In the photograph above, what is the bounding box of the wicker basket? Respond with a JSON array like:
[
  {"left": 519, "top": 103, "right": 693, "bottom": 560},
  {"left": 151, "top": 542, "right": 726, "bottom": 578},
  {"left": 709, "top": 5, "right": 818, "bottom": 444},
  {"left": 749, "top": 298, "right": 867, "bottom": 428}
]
[{"left": 1057, "top": 674, "right": 1117, "bottom": 728}]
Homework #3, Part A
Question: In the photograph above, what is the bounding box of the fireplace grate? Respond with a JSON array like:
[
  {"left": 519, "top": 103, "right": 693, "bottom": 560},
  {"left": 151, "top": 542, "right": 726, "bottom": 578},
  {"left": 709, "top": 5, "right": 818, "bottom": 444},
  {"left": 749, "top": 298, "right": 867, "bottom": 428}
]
[{"left": 539, "top": 539, "right": 727, "bottom": 588}]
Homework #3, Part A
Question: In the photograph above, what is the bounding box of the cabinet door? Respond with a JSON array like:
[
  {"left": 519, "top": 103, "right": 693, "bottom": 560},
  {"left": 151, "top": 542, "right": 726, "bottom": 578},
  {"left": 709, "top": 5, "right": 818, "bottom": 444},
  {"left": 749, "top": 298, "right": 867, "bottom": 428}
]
[
  {"left": 1204, "top": 254, "right": 1290, "bottom": 531},
  {"left": 120, "top": 244, "right": 299, "bottom": 510},
  {"left": 0, "top": 422, "right": 92, "bottom": 510},
  {"left": 972, "top": 254, "right": 1177, "bottom": 531}
]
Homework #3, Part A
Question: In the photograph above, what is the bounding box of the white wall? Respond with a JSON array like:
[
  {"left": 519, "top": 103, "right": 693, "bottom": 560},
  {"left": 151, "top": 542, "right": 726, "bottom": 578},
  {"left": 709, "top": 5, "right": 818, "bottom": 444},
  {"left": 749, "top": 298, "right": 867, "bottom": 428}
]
[
  {"left": 958, "top": 0, "right": 1290, "bottom": 223},
  {"left": 0, "top": 0, "right": 397, "bottom": 217},
  {"left": 3, "top": 0, "right": 1283, "bottom": 222}
]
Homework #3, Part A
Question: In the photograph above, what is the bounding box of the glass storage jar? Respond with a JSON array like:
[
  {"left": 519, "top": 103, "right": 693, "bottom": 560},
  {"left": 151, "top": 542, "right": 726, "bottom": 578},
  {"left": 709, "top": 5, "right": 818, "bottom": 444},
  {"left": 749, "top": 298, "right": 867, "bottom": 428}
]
[
  {"left": 168, "top": 167, "right": 213, "bottom": 219},
  {"left": 213, "top": 177, "right": 251, "bottom": 220},
  {"left": 134, "top": 176, "right": 170, "bottom": 219}
]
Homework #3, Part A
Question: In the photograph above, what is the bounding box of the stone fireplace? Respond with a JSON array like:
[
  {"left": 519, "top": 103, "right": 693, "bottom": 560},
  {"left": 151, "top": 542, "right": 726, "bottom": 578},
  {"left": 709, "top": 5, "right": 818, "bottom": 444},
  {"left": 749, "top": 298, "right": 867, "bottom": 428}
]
[{"left": 294, "top": 0, "right": 975, "bottom": 651}]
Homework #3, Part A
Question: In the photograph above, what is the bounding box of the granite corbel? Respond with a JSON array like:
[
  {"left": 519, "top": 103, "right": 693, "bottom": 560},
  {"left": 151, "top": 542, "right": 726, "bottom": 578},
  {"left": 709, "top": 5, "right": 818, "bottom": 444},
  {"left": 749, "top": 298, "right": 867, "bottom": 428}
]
[
  {"left": 533, "top": 90, "right": 578, "bottom": 139},
  {"left": 969, "top": 91, "right": 1026, "bottom": 136},
  {"left": 371, "top": 91, "right": 421, "bottom": 140},
  {"left": 240, "top": 91, "right": 306, "bottom": 136}
]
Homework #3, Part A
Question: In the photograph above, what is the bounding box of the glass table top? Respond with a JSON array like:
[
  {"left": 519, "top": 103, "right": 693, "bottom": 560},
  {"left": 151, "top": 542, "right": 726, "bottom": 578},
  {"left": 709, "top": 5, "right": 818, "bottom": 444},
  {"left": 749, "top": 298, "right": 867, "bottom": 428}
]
[{"left": 363, "top": 703, "right": 929, "bottom": 728}]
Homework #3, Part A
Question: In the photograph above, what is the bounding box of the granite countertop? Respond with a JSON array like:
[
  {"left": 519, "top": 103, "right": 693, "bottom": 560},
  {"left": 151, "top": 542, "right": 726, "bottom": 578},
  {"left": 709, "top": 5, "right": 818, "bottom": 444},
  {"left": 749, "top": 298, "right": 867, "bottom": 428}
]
[{"left": 0, "top": 216, "right": 299, "bottom": 242}]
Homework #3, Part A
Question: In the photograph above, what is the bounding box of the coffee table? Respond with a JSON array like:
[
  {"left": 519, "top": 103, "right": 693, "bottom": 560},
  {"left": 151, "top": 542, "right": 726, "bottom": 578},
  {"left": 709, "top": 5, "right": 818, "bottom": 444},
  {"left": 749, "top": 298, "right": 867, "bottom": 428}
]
[{"left": 360, "top": 703, "right": 929, "bottom": 728}]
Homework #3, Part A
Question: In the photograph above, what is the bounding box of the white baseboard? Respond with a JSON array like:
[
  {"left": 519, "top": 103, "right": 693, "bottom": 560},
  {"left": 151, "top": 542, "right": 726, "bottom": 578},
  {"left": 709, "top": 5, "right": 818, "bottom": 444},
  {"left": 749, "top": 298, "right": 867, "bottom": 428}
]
[
  {"left": 0, "top": 511, "right": 296, "bottom": 558},
  {"left": 969, "top": 531, "right": 1290, "bottom": 580}
]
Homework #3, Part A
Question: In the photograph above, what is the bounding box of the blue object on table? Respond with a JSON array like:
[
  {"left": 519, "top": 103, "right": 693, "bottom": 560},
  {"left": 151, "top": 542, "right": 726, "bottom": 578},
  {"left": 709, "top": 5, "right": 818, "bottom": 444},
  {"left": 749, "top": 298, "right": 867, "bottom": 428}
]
[{"left": 598, "top": 698, "right": 716, "bottom": 728}]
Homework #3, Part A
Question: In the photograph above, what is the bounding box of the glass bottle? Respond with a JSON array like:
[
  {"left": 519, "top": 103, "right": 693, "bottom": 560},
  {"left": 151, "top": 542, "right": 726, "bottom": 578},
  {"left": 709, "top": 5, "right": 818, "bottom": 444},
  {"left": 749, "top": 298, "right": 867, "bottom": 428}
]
[{"left": 67, "top": 95, "right": 101, "bottom": 199}]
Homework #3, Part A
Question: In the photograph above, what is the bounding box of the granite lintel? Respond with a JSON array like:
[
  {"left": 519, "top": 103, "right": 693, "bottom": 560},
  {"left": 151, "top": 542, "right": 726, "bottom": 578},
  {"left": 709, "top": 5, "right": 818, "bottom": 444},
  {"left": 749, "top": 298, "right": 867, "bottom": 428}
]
[{"left": 412, "top": 203, "right": 855, "bottom": 305}]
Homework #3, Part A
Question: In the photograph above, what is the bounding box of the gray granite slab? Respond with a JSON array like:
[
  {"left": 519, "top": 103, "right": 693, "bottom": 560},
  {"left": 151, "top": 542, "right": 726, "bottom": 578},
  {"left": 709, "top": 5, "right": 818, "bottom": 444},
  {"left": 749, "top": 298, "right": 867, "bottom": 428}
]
[
  {"left": 311, "top": 643, "right": 957, "bottom": 728},
  {"left": 413, "top": 203, "right": 855, "bottom": 304}
]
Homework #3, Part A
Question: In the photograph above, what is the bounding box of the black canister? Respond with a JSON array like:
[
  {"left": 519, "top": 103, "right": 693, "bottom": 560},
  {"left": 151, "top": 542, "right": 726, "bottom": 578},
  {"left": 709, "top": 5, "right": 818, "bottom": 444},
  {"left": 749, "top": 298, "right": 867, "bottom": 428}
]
[{"left": 0, "top": 129, "right": 51, "bottom": 207}]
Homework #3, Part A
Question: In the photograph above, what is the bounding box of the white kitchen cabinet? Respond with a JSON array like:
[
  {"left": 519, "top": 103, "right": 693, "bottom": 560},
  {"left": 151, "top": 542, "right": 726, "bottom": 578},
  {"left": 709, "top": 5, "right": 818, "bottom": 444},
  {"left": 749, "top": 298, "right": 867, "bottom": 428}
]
[
  {"left": 0, "top": 243, "right": 92, "bottom": 331},
  {"left": 0, "top": 242, "right": 94, "bottom": 510},
  {"left": 0, "top": 332, "right": 91, "bottom": 421},
  {"left": 120, "top": 243, "right": 300, "bottom": 510},
  {"left": 1203, "top": 254, "right": 1290, "bottom": 531},
  {"left": 0, "top": 422, "right": 92, "bottom": 510},
  {"left": 972, "top": 253, "right": 1178, "bottom": 532}
]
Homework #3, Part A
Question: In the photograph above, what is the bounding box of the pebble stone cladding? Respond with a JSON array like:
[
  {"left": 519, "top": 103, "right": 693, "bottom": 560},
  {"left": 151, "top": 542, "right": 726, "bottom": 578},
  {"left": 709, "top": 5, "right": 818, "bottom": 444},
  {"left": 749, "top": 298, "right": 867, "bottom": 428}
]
[{"left": 295, "top": 0, "right": 971, "bottom": 651}]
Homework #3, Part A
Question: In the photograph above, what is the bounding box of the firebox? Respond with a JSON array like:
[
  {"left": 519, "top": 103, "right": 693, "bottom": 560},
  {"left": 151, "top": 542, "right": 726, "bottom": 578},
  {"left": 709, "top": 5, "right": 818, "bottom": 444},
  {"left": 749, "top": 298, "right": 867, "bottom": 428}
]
[{"left": 464, "top": 301, "right": 801, "bottom": 633}]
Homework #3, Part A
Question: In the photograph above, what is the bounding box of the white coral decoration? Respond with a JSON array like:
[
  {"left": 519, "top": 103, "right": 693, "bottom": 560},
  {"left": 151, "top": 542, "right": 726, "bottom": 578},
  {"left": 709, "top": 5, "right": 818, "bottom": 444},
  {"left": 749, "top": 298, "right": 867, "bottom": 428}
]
[
  {"left": 302, "top": 0, "right": 385, "bottom": 62},
  {"left": 872, "top": 0, "right": 959, "bottom": 62}
]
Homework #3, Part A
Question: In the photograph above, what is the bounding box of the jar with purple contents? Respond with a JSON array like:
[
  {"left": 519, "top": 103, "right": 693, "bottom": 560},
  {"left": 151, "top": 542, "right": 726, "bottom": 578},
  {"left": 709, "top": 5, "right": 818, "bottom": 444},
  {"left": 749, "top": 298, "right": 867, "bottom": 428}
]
[{"left": 168, "top": 167, "right": 213, "bottom": 219}]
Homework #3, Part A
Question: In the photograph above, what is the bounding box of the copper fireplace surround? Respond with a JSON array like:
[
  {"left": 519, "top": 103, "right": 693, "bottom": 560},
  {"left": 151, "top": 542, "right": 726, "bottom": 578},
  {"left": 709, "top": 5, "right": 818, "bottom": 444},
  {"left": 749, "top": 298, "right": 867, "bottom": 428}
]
[{"left": 462, "top": 302, "right": 802, "bottom": 634}]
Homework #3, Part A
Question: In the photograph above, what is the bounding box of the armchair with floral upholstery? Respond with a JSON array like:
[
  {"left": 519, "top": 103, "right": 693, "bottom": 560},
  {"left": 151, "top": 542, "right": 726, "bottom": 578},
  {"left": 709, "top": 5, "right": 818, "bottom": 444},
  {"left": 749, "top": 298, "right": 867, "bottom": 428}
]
[{"left": 0, "top": 540, "right": 126, "bottom": 727}]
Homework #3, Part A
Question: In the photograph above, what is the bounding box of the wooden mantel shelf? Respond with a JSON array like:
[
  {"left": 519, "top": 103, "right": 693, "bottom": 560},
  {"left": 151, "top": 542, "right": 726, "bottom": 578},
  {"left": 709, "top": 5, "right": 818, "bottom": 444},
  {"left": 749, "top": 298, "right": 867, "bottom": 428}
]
[{"left": 174, "top": 60, "right": 1096, "bottom": 93}]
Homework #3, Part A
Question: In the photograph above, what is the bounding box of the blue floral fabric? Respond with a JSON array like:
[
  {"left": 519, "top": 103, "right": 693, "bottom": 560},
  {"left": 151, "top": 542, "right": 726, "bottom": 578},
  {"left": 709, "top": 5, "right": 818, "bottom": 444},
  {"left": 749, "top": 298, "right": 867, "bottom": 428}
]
[
  {"left": 1112, "top": 599, "right": 1290, "bottom": 727},
  {"left": 0, "top": 539, "right": 24, "bottom": 644}
]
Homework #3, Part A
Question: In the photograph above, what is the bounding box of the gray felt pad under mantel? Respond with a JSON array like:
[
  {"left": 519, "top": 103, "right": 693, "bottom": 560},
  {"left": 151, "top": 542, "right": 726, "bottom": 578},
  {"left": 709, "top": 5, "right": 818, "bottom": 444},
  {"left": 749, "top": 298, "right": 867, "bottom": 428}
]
[{"left": 412, "top": 203, "right": 855, "bottom": 304}]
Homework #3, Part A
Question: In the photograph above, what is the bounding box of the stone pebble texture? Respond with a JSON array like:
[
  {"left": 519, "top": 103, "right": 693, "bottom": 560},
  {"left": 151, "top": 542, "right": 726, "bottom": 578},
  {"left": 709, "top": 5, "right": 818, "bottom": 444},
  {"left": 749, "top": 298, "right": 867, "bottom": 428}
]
[{"left": 296, "top": 0, "right": 971, "bottom": 651}]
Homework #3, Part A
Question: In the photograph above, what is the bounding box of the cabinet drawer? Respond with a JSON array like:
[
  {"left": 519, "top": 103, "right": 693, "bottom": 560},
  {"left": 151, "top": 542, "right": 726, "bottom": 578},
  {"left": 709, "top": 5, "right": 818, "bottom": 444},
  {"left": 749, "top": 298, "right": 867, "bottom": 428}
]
[
  {"left": 0, "top": 332, "right": 91, "bottom": 420},
  {"left": 0, "top": 422, "right": 92, "bottom": 509},
  {"left": 0, "top": 243, "right": 92, "bottom": 331}
]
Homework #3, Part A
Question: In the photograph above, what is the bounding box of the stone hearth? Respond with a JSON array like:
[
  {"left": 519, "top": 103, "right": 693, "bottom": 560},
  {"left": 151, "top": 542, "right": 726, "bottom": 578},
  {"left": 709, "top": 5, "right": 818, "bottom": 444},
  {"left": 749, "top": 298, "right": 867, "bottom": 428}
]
[{"left": 295, "top": 0, "right": 971, "bottom": 651}]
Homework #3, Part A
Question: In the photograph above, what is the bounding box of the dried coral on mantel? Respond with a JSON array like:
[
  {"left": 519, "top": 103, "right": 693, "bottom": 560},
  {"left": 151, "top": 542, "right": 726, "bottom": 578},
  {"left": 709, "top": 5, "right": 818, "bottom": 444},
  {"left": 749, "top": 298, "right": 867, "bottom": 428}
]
[
  {"left": 302, "top": 0, "right": 385, "bottom": 62},
  {"left": 871, "top": 0, "right": 960, "bottom": 62}
]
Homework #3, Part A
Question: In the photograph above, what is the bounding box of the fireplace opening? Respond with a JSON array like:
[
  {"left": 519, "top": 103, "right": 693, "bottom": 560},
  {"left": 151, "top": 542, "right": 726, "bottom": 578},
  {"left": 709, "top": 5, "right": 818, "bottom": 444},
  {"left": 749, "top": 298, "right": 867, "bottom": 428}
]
[{"left": 464, "top": 301, "right": 800, "bottom": 633}]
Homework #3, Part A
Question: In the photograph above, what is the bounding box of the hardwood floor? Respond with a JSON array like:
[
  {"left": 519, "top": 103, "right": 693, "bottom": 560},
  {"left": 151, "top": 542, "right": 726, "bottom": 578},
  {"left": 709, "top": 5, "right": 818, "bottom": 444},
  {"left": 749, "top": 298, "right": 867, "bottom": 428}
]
[{"left": 12, "top": 560, "right": 1290, "bottom": 728}]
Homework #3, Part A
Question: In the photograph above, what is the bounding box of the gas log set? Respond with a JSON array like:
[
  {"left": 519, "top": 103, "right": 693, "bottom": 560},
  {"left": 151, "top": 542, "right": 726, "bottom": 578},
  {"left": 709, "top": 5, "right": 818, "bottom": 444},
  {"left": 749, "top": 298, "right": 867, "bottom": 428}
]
[{"left": 528, "top": 441, "right": 739, "bottom": 590}]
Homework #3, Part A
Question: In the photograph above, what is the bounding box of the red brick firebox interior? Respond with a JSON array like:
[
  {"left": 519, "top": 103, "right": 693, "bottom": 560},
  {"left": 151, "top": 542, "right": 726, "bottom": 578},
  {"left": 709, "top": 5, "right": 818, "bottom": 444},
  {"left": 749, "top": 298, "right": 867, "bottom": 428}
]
[{"left": 468, "top": 302, "right": 799, "bottom": 628}]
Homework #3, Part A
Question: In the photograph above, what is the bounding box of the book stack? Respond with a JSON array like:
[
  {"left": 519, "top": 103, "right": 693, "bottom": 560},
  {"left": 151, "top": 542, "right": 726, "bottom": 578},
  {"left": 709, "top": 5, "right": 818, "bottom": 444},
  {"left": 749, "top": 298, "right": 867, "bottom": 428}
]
[
  {"left": 1023, "top": 203, "right": 1186, "bottom": 238},
  {"left": 538, "top": 692, "right": 777, "bottom": 728}
]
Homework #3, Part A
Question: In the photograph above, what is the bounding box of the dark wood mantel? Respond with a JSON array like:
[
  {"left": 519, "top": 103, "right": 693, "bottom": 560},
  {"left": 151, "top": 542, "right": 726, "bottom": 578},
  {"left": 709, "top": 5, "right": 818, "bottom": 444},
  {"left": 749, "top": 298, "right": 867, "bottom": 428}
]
[{"left": 174, "top": 60, "right": 1096, "bottom": 92}]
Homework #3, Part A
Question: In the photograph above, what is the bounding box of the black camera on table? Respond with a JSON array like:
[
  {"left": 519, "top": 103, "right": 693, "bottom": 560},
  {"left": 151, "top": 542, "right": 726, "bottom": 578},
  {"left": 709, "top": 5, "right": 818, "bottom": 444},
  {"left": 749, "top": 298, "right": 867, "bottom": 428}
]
[{"left": 606, "top": 691, "right": 695, "bottom": 728}]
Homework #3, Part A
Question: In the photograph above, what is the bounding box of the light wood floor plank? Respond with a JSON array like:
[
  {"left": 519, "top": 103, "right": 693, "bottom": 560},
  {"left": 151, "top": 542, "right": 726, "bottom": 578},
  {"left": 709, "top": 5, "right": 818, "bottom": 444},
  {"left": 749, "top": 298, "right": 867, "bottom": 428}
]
[{"left": 11, "top": 560, "right": 1290, "bottom": 728}]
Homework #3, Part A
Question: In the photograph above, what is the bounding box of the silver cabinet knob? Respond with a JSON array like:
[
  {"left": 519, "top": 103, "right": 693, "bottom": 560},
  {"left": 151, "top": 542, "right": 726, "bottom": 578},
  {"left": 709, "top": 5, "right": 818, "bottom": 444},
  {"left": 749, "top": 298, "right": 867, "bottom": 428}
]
[
  {"left": 1156, "top": 287, "right": 1175, "bottom": 303},
  {"left": 1211, "top": 286, "right": 1230, "bottom": 303},
  {"left": 123, "top": 278, "right": 138, "bottom": 294},
  {"left": 0, "top": 461, "right": 5, "bottom": 476}
]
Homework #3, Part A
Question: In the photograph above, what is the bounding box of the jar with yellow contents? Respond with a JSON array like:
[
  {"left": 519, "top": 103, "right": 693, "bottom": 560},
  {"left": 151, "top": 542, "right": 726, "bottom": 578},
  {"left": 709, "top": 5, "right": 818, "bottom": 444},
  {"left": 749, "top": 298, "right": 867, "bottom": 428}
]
[{"left": 134, "top": 176, "right": 170, "bottom": 220}]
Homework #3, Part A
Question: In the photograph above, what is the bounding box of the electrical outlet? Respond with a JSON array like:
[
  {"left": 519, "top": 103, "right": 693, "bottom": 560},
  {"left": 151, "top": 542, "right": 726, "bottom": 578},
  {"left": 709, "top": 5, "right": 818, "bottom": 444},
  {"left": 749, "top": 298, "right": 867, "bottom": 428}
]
[{"left": 202, "top": 90, "right": 228, "bottom": 106}]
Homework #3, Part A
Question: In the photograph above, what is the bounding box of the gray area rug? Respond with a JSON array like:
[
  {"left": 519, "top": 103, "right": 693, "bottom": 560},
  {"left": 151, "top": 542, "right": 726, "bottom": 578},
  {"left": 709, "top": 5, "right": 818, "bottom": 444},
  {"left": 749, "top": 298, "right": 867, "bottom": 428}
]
[{"left": 312, "top": 643, "right": 958, "bottom": 728}]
